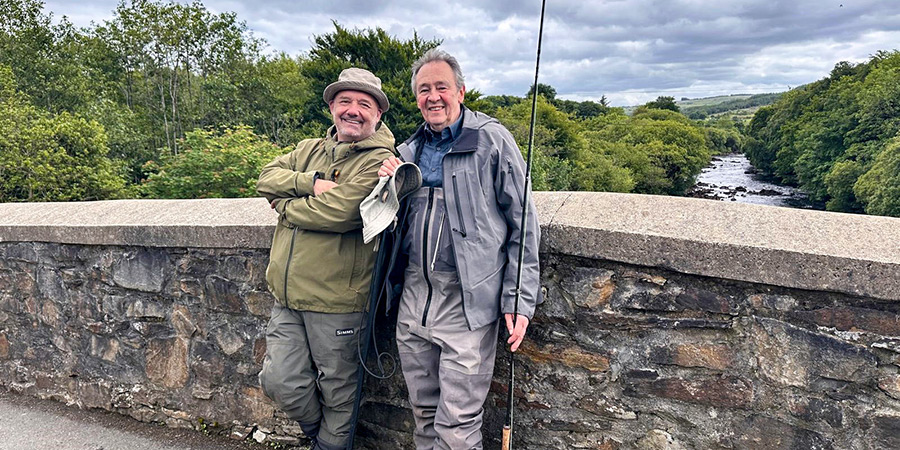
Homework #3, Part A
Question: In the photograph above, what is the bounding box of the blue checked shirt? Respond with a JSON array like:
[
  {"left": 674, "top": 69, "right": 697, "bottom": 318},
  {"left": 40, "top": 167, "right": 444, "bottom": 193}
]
[{"left": 417, "top": 112, "right": 464, "bottom": 187}]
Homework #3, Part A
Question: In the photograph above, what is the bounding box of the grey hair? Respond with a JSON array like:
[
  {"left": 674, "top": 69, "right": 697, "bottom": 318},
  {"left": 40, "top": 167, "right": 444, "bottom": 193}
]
[{"left": 410, "top": 48, "right": 466, "bottom": 94}]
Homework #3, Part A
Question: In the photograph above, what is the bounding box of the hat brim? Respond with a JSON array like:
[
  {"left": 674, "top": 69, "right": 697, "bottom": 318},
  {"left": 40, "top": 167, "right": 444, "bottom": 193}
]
[{"left": 323, "top": 80, "right": 390, "bottom": 112}]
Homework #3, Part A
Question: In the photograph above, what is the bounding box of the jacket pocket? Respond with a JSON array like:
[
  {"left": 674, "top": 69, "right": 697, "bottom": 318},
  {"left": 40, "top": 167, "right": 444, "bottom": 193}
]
[
  {"left": 265, "top": 225, "right": 292, "bottom": 301},
  {"left": 349, "top": 231, "right": 368, "bottom": 289},
  {"left": 341, "top": 232, "right": 360, "bottom": 288},
  {"left": 450, "top": 171, "right": 477, "bottom": 239},
  {"left": 471, "top": 263, "right": 505, "bottom": 289},
  {"left": 505, "top": 157, "right": 523, "bottom": 203}
]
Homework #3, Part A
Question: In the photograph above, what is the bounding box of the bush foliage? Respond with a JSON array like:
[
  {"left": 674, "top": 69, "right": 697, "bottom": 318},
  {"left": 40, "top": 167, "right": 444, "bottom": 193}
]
[
  {"left": 745, "top": 51, "right": 900, "bottom": 216},
  {"left": 141, "top": 126, "right": 287, "bottom": 199},
  {"left": 2, "top": 0, "right": 775, "bottom": 203}
]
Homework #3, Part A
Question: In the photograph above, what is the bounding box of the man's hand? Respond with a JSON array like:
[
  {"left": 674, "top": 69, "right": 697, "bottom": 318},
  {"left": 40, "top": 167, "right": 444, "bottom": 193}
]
[
  {"left": 314, "top": 179, "right": 338, "bottom": 196},
  {"left": 378, "top": 156, "right": 403, "bottom": 177},
  {"left": 504, "top": 313, "right": 530, "bottom": 352}
]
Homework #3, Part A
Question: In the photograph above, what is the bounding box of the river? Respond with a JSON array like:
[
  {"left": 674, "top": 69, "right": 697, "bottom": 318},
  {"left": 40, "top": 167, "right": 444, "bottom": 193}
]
[{"left": 689, "top": 153, "right": 816, "bottom": 209}]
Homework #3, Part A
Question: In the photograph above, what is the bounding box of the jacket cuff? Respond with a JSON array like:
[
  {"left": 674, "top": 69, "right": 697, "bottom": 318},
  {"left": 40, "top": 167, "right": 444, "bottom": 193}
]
[
  {"left": 291, "top": 171, "right": 320, "bottom": 197},
  {"left": 502, "top": 294, "right": 536, "bottom": 319},
  {"left": 311, "top": 171, "right": 322, "bottom": 195},
  {"left": 274, "top": 198, "right": 292, "bottom": 214}
]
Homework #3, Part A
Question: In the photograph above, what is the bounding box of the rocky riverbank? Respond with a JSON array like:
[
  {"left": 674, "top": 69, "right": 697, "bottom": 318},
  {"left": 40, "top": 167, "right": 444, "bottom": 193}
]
[{"left": 687, "top": 153, "right": 815, "bottom": 208}]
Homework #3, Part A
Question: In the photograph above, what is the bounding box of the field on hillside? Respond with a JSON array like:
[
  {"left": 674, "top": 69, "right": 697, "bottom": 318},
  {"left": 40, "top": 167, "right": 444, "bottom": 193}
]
[
  {"left": 680, "top": 93, "right": 783, "bottom": 120},
  {"left": 712, "top": 105, "right": 763, "bottom": 122},
  {"left": 621, "top": 93, "right": 780, "bottom": 118},
  {"left": 676, "top": 94, "right": 753, "bottom": 108}
]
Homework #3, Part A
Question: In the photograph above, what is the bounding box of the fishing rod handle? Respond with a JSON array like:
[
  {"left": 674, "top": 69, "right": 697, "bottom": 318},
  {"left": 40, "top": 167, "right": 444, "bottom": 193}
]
[{"left": 502, "top": 425, "right": 511, "bottom": 450}]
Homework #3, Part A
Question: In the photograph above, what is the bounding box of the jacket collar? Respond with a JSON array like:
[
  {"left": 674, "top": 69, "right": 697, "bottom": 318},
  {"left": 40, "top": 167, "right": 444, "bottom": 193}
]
[
  {"left": 324, "top": 122, "right": 393, "bottom": 163},
  {"left": 424, "top": 111, "right": 464, "bottom": 143},
  {"left": 400, "top": 106, "right": 487, "bottom": 161}
]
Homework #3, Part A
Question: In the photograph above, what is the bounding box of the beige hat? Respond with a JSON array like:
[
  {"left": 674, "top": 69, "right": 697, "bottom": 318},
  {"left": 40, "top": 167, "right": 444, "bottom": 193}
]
[{"left": 323, "top": 68, "right": 390, "bottom": 112}]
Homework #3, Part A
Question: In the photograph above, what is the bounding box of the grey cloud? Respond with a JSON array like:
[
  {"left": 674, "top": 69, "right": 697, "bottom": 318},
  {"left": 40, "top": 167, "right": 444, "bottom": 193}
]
[{"left": 44, "top": 0, "right": 900, "bottom": 105}]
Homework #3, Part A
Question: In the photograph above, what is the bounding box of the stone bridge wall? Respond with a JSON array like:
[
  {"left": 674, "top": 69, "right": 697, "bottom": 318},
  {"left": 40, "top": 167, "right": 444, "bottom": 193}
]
[{"left": 1, "top": 194, "right": 899, "bottom": 449}]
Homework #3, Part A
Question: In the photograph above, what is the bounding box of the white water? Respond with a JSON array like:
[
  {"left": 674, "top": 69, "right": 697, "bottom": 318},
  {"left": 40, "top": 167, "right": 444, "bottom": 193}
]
[{"left": 692, "top": 153, "right": 813, "bottom": 208}]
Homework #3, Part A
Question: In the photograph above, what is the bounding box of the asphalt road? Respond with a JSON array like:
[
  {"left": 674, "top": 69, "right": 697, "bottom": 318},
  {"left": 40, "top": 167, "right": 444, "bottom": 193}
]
[{"left": 0, "top": 390, "right": 265, "bottom": 450}]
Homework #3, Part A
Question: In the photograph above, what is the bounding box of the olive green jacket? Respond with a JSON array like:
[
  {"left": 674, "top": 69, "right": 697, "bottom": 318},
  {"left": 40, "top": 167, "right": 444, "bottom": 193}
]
[{"left": 258, "top": 123, "right": 396, "bottom": 313}]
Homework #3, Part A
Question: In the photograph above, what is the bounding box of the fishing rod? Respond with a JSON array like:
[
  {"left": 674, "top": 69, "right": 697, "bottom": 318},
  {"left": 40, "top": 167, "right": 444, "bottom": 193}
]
[{"left": 503, "top": 0, "right": 547, "bottom": 449}]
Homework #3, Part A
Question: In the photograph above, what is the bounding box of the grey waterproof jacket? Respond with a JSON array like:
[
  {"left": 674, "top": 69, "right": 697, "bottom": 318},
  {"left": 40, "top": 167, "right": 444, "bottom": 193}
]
[{"left": 390, "top": 107, "right": 542, "bottom": 330}]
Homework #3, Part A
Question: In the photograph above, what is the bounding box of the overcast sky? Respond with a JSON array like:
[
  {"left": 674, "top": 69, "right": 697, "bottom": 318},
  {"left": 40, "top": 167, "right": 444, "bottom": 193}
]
[{"left": 44, "top": 0, "right": 900, "bottom": 106}]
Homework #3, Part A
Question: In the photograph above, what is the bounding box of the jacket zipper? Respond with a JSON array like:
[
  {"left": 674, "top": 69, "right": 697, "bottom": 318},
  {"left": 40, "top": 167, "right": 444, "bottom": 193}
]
[
  {"left": 283, "top": 226, "right": 299, "bottom": 302},
  {"left": 420, "top": 187, "right": 435, "bottom": 326},
  {"left": 460, "top": 289, "right": 471, "bottom": 331},
  {"left": 451, "top": 174, "right": 467, "bottom": 237}
]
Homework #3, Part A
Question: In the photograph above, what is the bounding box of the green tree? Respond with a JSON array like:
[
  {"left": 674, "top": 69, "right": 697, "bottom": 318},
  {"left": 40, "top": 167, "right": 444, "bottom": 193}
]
[
  {"left": 496, "top": 96, "right": 587, "bottom": 160},
  {"left": 141, "top": 126, "right": 287, "bottom": 198},
  {"left": 0, "top": 0, "right": 94, "bottom": 112},
  {"left": 854, "top": 137, "right": 900, "bottom": 217},
  {"left": 586, "top": 108, "right": 710, "bottom": 194},
  {"left": 824, "top": 159, "right": 865, "bottom": 212},
  {"left": 0, "top": 65, "right": 128, "bottom": 201},
  {"left": 480, "top": 94, "right": 522, "bottom": 114},
  {"left": 555, "top": 97, "right": 612, "bottom": 119},
  {"left": 529, "top": 149, "right": 574, "bottom": 192},
  {"left": 744, "top": 105, "right": 776, "bottom": 172},
  {"left": 249, "top": 54, "right": 313, "bottom": 147},
  {"left": 746, "top": 51, "right": 900, "bottom": 214},
  {"left": 704, "top": 127, "right": 730, "bottom": 155},
  {"left": 644, "top": 96, "right": 680, "bottom": 112},
  {"left": 702, "top": 118, "right": 743, "bottom": 155},
  {"left": 571, "top": 143, "right": 636, "bottom": 192},
  {"left": 527, "top": 83, "right": 557, "bottom": 101},
  {"left": 93, "top": 0, "right": 265, "bottom": 165},
  {"left": 494, "top": 97, "right": 587, "bottom": 191},
  {"left": 302, "top": 22, "right": 440, "bottom": 139},
  {"left": 574, "top": 99, "right": 610, "bottom": 118}
]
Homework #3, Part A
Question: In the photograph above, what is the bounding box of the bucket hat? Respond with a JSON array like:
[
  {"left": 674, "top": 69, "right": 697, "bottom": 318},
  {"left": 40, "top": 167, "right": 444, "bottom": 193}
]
[
  {"left": 360, "top": 162, "right": 422, "bottom": 243},
  {"left": 323, "top": 68, "right": 390, "bottom": 112}
]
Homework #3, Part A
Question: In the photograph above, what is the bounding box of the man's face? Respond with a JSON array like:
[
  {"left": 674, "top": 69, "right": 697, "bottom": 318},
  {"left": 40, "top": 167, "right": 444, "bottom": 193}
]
[
  {"left": 329, "top": 90, "right": 382, "bottom": 142},
  {"left": 414, "top": 61, "right": 465, "bottom": 132}
]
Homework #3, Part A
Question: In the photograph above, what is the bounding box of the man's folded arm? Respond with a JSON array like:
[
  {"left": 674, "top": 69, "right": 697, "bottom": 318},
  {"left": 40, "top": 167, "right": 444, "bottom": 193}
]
[
  {"left": 278, "top": 157, "right": 388, "bottom": 233},
  {"left": 256, "top": 151, "right": 318, "bottom": 202}
]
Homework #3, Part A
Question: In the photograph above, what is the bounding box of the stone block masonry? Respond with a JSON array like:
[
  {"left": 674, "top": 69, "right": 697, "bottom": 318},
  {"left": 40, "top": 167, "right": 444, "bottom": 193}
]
[
  {"left": 0, "top": 243, "right": 285, "bottom": 442},
  {"left": 1, "top": 194, "right": 899, "bottom": 449}
]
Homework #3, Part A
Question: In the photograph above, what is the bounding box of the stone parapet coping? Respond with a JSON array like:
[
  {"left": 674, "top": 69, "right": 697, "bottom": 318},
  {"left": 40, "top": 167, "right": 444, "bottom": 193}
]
[
  {"left": 536, "top": 192, "right": 900, "bottom": 301},
  {"left": 0, "top": 198, "right": 276, "bottom": 249},
  {"left": 2, "top": 193, "right": 899, "bottom": 300}
]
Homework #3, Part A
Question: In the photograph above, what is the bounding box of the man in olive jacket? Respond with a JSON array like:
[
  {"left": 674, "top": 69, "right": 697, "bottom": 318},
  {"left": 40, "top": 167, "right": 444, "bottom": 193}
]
[{"left": 257, "top": 68, "right": 396, "bottom": 450}]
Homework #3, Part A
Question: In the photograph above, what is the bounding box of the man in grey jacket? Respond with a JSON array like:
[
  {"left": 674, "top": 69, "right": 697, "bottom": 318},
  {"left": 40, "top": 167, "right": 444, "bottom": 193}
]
[{"left": 379, "top": 49, "right": 541, "bottom": 450}]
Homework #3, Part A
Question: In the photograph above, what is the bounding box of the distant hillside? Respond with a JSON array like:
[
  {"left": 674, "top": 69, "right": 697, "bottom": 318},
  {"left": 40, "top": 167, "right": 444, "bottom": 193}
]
[
  {"left": 677, "top": 94, "right": 753, "bottom": 108},
  {"left": 623, "top": 93, "right": 784, "bottom": 119},
  {"left": 679, "top": 93, "right": 784, "bottom": 120}
]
